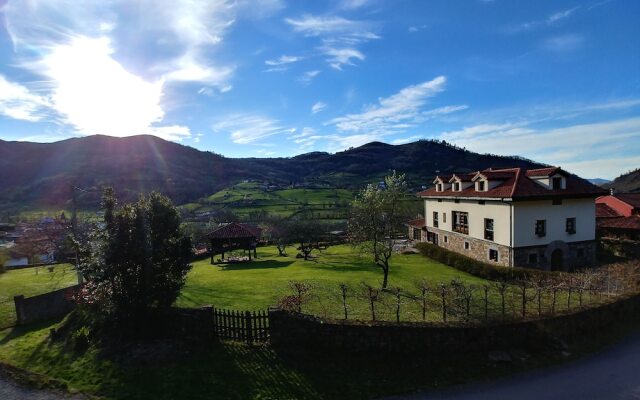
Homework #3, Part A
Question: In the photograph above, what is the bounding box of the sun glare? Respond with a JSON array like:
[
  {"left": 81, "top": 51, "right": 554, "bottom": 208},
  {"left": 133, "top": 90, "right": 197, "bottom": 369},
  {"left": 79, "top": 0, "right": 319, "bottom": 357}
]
[{"left": 42, "top": 36, "right": 165, "bottom": 137}]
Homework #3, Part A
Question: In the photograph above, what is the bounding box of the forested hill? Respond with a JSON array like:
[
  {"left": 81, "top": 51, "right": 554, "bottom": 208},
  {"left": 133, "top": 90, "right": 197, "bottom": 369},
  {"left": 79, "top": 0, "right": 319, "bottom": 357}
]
[
  {"left": 607, "top": 168, "right": 640, "bottom": 193},
  {"left": 0, "top": 135, "right": 542, "bottom": 210}
]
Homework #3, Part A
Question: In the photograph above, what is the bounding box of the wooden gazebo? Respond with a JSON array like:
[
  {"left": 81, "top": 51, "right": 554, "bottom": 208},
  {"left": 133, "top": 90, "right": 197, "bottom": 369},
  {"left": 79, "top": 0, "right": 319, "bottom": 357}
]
[{"left": 208, "top": 223, "right": 261, "bottom": 264}]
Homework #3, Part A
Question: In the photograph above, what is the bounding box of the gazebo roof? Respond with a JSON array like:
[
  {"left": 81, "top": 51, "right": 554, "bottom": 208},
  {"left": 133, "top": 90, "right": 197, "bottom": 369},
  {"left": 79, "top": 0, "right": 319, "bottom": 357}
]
[{"left": 207, "top": 223, "right": 260, "bottom": 240}]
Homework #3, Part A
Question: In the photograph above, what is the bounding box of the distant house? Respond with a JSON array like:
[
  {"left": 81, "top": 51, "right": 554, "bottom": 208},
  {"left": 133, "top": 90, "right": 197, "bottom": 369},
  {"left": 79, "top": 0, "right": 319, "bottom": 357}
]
[
  {"left": 406, "top": 218, "right": 426, "bottom": 242},
  {"left": 596, "top": 193, "right": 640, "bottom": 240},
  {"left": 416, "top": 167, "right": 606, "bottom": 271}
]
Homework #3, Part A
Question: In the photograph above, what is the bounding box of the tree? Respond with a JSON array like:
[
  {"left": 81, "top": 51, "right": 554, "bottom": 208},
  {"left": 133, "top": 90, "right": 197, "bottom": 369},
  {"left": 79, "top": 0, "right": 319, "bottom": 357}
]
[
  {"left": 289, "top": 219, "right": 321, "bottom": 260},
  {"left": 348, "top": 171, "right": 408, "bottom": 288},
  {"left": 79, "top": 188, "right": 193, "bottom": 324},
  {"left": 261, "top": 217, "right": 292, "bottom": 256}
]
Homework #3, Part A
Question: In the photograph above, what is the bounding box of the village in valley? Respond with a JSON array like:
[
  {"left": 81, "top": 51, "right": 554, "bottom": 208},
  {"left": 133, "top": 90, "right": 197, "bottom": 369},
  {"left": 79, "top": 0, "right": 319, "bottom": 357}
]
[{"left": 1, "top": 1, "right": 639, "bottom": 399}]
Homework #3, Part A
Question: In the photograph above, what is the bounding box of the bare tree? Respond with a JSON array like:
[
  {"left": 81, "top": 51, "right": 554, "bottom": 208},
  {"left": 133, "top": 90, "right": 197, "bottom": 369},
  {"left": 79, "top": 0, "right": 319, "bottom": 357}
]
[
  {"left": 493, "top": 280, "right": 509, "bottom": 319},
  {"left": 339, "top": 283, "right": 349, "bottom": 320},
  {"left": 416, "top": 279, "right": 430, "bottom": 321},
  {"left": 349, "top": 171, "right": 408, "bottom": 289}
]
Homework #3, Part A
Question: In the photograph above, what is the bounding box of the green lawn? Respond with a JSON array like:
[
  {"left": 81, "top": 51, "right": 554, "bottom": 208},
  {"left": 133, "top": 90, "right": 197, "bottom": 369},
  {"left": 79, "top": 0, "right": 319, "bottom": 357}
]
[
  {"left": 178, "top": 245, "right": 489, "bottom": 321},
  {"left": 0, "top": 264, "right": 77, "bottom": 328}
]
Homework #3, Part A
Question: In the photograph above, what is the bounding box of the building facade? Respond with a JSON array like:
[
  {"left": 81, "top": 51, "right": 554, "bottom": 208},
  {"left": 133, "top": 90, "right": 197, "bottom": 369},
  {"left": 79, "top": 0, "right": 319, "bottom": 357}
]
[{"left": 417, "top": 167, "right": 607, "bottom": 271}]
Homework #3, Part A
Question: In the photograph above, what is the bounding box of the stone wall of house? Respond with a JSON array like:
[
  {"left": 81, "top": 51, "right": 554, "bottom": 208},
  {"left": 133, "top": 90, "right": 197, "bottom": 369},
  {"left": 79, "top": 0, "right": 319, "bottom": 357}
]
[
  {"left": 14, "top": 285, "right": 80, "bottom": 325},
  {"left": 269, "top": 293, "right": 640, "bottom": 354},
  {"left": 513, "top": 240, "right": 597, "bottom": 271},
  {"left": 427, "top": 227, "right": 511, "bottom": 267}
]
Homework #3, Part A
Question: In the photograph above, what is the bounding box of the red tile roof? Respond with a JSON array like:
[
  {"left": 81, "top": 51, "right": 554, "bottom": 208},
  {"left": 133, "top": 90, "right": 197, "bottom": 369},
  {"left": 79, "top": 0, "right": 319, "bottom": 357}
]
[
  {"left": 207, "top": 223, "right": 261, "bottom": 239},
  {"left": 418, "top": 167, "right": 607, "bottom": 200},
  {"left": 407, "top": 218, "right": 425, "bottom": 228},
  {"left": 614, "top": 193, "right": 640, "bottom": 210},
  {"left": 596, "top": 203, "right": 622, "bottom": 218},
  {"left": 525, "top": 167, "right": 562, "bottom": 177},
  {"left": 598, "top": 216, "right": 640, "bottom": 231}
]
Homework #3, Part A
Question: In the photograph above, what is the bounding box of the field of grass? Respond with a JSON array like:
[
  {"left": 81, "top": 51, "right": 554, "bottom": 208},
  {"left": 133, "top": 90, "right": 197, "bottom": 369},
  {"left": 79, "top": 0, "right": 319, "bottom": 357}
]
[
  {"left": 178, "top": 245, "right": 489, "bottom": 321},
  {"left": 181, "top": 182, "right": 357, "bottom": 220},
  {"left": 0, "top": 264, "right": 77, "bottom": 328}
]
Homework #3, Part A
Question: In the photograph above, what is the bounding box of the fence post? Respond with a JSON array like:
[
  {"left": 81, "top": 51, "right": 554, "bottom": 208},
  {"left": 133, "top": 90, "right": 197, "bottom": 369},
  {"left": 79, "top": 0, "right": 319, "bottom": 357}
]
[
  {"left": 245, "top": 310, "right": 253, "bottom": 344},
  {"left": 13, "top": 295, "right": 25, "bottom": 325}
]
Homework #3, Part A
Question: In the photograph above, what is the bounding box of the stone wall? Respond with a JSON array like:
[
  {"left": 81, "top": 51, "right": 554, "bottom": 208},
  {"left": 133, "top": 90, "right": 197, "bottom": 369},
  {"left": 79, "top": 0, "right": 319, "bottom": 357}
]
[
  {"left": 427, "top": 227, "right": 511, "bottom": 267},
  {"left": 269, "top": 293, "right": 640, "bottom": 354},
  {"left": 14, "top": 285, "right": 80, "bottom": 325},
  {"left": 513, "top": 240, "right": 597, "bottom": 271}
]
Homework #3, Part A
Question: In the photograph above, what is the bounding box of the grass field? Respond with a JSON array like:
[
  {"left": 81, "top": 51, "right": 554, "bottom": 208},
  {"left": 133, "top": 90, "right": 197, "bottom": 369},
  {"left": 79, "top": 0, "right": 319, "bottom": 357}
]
[
  {"left": 178, "top": 245, "right": 489, "bottom": 321},
  {"left": 0, "top": 264, "right": 77, "bottom": 328},
  {"left": 181, "top": 181, "right": 358, "bottom": 220}
]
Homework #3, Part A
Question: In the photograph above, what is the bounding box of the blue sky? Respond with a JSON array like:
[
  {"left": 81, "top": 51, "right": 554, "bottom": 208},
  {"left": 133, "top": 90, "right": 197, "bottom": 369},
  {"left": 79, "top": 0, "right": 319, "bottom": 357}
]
[{"left": 0, "top": 0, "right": 639, "bottom": 179}]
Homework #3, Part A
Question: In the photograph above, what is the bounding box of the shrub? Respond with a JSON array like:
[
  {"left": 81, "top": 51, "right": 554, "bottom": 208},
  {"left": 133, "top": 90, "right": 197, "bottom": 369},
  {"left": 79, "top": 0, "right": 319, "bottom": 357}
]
[{"left": 415, "top": 242, "right": 565, "bottom": 282}]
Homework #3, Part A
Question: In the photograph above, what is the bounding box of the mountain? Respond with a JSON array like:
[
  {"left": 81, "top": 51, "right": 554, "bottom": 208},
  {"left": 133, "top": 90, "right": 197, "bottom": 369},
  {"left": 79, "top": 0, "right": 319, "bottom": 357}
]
[
  {"left": 588, "top": 178, "right": 611, "bottom": 186},
  {"left": 607, "top": 168, "right": 640, "bottom": 193},
  {"left": 0, "top": 135, "right": 543, "bottom": 211}
]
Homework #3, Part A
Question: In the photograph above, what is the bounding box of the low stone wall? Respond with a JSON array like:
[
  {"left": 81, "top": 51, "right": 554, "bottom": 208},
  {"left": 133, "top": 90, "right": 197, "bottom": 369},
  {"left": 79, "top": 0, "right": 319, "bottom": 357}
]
[
  {"left": 14, "top": 285, "right": 80, "bottom": 325},
  {"left": 427, "top": 227, "right": 511, "bottom": 267},
  {"left": 269, "top": 294, "right": 640, "bottom": 354}
]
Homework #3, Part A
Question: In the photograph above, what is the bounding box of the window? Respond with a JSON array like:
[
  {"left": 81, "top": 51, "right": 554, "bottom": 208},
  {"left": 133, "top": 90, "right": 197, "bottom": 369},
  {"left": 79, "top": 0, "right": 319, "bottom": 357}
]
[
  {"left": 535, "top": 220, "right": 546, "bottom": 237},
  {"left": 528, "top": 253, "right": 538, "bottom": 264},
  {"left": 453, "top": 182, "right": 460, "bottom": 191},
  {"left": 552, "top": 177, "right": 563, "bottom": 190},
  {"left": 566, "top": 218, "right": 576, "bottom": 234},
  {"left": 436, "top": 183, "right": 442, "bottom": 191},
  {"left": 552, "top": 198, "right": 563, "bottom": 205},
  {"left": 454, "top": 199, "right": 460, "bottom": 204},
  {"left": 444, "top": 235, "right": 448, "bottom": 243},
  {"left": 452, "top": 211, "right": 469, "bottom": 234},
  {"left": 442, "top": 212, "right": 447, "bottom": 223},
  {"left": 477, "top": 181, "right": 485, "bottom": 191},
  {"left": 484, "top": 218, "right": 494, "bottom": 241},
  {"left": 478, "top": 200, "right": 485, "bottom": 205},
  {"left": 464, "top": 241, "right": 470, "bottom": 250},
  {"left": 489, "top": 249, "right": 499, "bottom": 262},
  {"left": 437, "top": 199, "right": 442, "bottom": 203},
  {"left": 433, "top": 211, "right": 439, "bottom": 228},
  {"left": 413, "top": 228, "right": 421, "bottom": 240}
]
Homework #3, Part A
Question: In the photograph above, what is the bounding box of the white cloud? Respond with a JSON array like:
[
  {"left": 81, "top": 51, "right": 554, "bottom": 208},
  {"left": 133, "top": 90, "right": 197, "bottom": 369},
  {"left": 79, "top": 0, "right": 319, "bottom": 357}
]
[
  {"left": 213, "top": 114, "right": 294, "bottom": 144},
  {"left": 508, "top": 7, "right": 581, "bottom": 33},
  {"left": 543, "top": 34, "right": 584, "bottom": 52},
  {"left": 311, "top": 101, "right": 328, "bottom": 114},
  {"left": 322, "top": 47, "right": 365, "bottom": 70},
  {"left": 0, "top": 75, "right": 51, "bottom": 122},
  {"left": 547, "top": 7, "right": 580, "bottom": 24},
  {"left": 391, "top": 135, "right": 422, "bottom": 145},
  {"left": 439, "top": 117, "right": 640, "bottom": 179},
  {"left": 408, "top": 24, "right": 428, "bottom": 33},
  {"left": 338, "top": 0, "right": 372, "bottom": 10},
  {"left": 285, "top": 14, "right": 379, "bottom": 69},
  {"left": 265, "top": 55, "right": 301, "bottom": 66},
  {"left": 299, "top": 70, "right": 321, "bottom": 84},
  {"left": 327, "top": 76, "right": 448, "bottom": 134}
]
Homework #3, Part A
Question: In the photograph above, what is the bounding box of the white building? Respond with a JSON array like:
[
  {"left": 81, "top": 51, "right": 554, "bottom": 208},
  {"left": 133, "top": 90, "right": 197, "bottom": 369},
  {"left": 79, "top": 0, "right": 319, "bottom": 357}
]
[{"left": 417, "top": 167, "right": 607, "bottom": 271}]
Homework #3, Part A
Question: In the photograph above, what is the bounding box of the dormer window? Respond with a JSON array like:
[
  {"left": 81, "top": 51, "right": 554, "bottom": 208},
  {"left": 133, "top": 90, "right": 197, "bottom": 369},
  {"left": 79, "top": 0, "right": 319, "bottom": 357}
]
[
  {"left": 453, "top": 182, "right": 460, "bottom": 191},
  {"left": 436, "top": 183, "right": 443, "bottom": 192},
  {"left": 477, "top": 180, "right": 485, "bottom": 191},
  {"left": 552, "top": 177, "right": 563, "bottom": 190}
]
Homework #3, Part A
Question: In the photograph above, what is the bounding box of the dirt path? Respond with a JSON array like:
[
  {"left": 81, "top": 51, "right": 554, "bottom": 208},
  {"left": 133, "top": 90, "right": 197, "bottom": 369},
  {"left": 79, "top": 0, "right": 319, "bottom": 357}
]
[{"left": 386, "top": 332, "right": 640, "bottom": 400}]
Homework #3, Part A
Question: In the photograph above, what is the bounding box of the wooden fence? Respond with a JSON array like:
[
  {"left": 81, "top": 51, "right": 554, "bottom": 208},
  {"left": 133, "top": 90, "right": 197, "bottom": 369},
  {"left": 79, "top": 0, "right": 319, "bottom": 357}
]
[{"left": 212, "top": 307, "right": 269, "bottom": 343}]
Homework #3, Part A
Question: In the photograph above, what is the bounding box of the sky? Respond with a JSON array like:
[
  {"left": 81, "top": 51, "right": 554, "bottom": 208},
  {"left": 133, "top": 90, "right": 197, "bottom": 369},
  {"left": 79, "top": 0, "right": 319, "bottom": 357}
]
[{"left": 0, "top": 0, "right": 639, "bottom": 179}]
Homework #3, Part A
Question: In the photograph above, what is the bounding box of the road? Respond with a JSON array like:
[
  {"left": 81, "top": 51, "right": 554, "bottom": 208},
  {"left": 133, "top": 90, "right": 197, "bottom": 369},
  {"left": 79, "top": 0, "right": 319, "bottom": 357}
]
[
  {"left": 0, "top": 373, "right": 86, "bottom": 400},
  {"left": 386, "top": 332, "right": 640, "bottom": 400}
]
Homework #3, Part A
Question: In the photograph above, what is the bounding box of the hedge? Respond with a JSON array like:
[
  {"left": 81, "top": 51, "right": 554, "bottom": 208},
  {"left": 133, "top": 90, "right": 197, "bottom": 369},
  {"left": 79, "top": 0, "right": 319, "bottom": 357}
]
[{"left": 415, "top": 242, "right": 565, "bottom": 281}]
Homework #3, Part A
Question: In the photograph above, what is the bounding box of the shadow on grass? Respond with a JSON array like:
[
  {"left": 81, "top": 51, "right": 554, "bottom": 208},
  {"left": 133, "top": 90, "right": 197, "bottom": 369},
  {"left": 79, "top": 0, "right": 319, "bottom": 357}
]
[
  {"left": 0, "top": 317, "right": 64, "bottom": 345},
  {"left": 92, "top": 341, "right": 322, "bottom": 400},
  {"left": 219, "top": 260, "right": 295, "bottom": 271}
]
